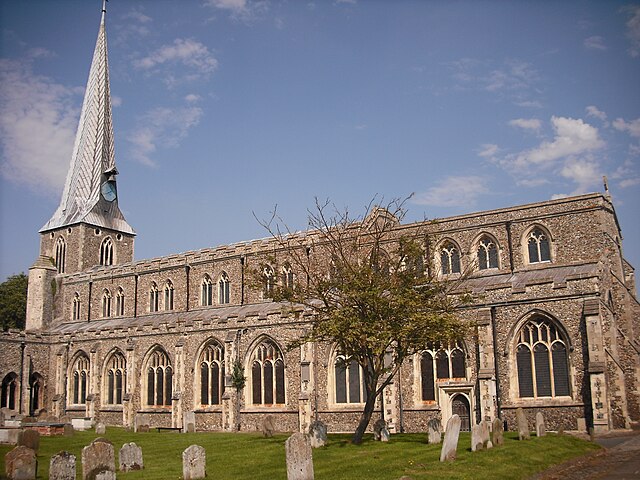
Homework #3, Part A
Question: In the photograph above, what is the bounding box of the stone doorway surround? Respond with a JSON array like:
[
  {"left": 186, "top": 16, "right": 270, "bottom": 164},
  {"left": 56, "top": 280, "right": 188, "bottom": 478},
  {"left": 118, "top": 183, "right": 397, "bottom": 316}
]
[{"left": 438, "top": 381, "right": 475, "bottom": 432}]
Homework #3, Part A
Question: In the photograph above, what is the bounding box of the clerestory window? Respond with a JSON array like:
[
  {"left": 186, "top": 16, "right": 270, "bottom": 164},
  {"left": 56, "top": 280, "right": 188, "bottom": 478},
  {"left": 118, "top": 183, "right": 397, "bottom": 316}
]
[
  {"left": 218, "top": 273, "right": 230, "bottom": 305},
  {"left": 440, "top": 242, "right": 461, "bottom": 274},
  {"left": 527, "top": 228, "right": 551, "bottom": 264},
  {"left": 477, "top": 236, "right": 499, "bottom": 270}
]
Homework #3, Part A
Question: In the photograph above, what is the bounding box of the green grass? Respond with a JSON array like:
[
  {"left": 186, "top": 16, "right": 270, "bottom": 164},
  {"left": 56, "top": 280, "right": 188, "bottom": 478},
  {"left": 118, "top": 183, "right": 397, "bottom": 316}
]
[{"left": 0, "top": 428, "right": 599, "bottom": 480}]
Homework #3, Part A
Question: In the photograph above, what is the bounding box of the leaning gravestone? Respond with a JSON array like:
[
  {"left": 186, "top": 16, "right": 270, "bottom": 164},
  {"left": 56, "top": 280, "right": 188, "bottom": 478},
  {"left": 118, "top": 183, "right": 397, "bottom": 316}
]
[
  {"left": 182, "top": 445, "right": 206, "bottom": 480},
  {"left": 119, "top": 442, "right": 143, "bottom": 471},
  {"left": 49, "top": 451, "right": 76, "bottom": 480},
  {"left": 285, "top": 432, "right": 314, "bottom": 480},
  {"left": 262, "top": 415, "right": 276, "bottom": 438},
  {"left": 82, "top": 437, "right": 116, "bottom": 480},
  {"left": 480, "top": 420, "right": 492, "bottom": 449},
  {"left": 491, "top": 417, "right": 504, "bottom": 446},
  {"left": 5, "top": 445, "right": 37, "bottom": 480},
  {"left": 17, "top": 429, "right": 40, "bottom": 453},
  {"left": 308, "top": 420, "right": 327, "bottom": 448},
  {"left": 373, "top": 419, "right": 387, "bottom": 441},
  {"left": 535, "top": 412, "right": 546, "bottom": 437},
  {"left": 516, "top": 408, "right": 530, "bottom": 440},
  {"left": 471, "top": 424, "right": 484, "bottom": 452},
  {"left": 439, "top": 414, "right": 461, "bottom": 462},
  {"left": 427, "top": 418, "right": 441, "bottom": 444},
  {"left": 95, "top": 423, "right": 106, "bottom": 435}
]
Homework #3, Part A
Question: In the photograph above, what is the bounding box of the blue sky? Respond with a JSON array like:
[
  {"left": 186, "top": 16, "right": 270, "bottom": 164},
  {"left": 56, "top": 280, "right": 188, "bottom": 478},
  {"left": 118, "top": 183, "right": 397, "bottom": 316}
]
[{"left": 1, "top": 0, "right": 639, "bottom": 281}]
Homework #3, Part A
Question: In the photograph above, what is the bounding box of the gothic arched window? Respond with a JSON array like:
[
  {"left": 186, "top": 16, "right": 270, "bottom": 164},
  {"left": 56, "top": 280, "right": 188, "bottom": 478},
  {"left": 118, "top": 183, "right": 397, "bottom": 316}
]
[
  {"left": 334, "top": 353, "right": 366, "bottom": 404},
  {"left": 102, "top": 289, "right": 112, "bottom": 318},
  {"left": 516, "top": 316, "right": 570, "bottom": 398},
  {"left": 164, "top": 280, "right": 174, "bottom": 311},
  {"left": 527, "top": 228, "right": 551, "bottom": 264},
  {"left": 149, "top": 282, "right": 159, "bottom": 312},
  {"left": 199, "top": 341, "right": 225, "bottom": 406},
  {"left": 145, "top": 348, "right": 172, "bottom": 407},
  {"left": 201, "top": 275, "right": 213, "bottom": 306},
  {"left": 100, "top": 237, "right": 114, "bottom": 266},
  {"left": 250, "top": 339, "right": 285, "bottom": 406},
  {"left": 1, "top": 373, "right": 18, "bottom": 410},
  {"left": 72, "top": 293, "right": 81, "bottom": 321},
  {"left": 419, "top": 342, "right": 466, "bottom": 402},
  {"left": 440, "top": 242, "right": 461, "bottom": 274},
  {"left": 263, "top": 266, "right": 275, "bottom": 298},
  {"left": 70, "top": 354, "right": 90, "bottom": 405},
  {"left": 115, "top": 288, "right": 125, "bottom": 316},
  {"left": 281, "top": 264, "right": 294, "bottom": 290},
  {"left": 104, "top": 351, "right": 126, "bottom": 405},
  {"left": 55, "top": 237, "right": 66, "bottom": 274},
  {"left": 29, "top": 373, "right": 44, "bottom": 415},
  {"left": 477, "top": 236, "right": 499, "bottom": 270},
  {"left": 218, "top": 272, "right": 230, "bottom": 305}
]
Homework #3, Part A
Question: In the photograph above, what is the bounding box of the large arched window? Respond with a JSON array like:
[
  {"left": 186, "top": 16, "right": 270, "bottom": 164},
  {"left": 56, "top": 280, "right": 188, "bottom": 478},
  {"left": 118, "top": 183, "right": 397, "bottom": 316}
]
[
  {"left": 70, "top": 354, "right": 90, "bottom": 405},
  {"left": 149, "top": 282, "right": 159, "bottom": 313},
  {"left": 262, "top": 266, "right": 275, "bottom": 298},
  {"left": 145, "top": 348, "right": 172, "bottom": 407},
  {"left": 516, "top": 316, "right": 570, "bottom": 398},
  {"left": 72, "top": 293, "right": 81, "bottom": 321},
  {"left": 440, "top": 241, "right": 461, "bottom": 274},
  {"left": 115, "top": 288, "right": 125, "bottom": 316},
  {"left": 281, "top": 264, "right": 294, "bottom": 290},
  {"left": 104, "top": 351, "right": 126, "bottom": 405},
  {"left": 1, "top": 373, "right": 18, "bottom": 410},
  {"left": 102, "top": 289, "right": 112, "bottom": 318},
  {"left": 477, "top": 235, "right": 499, "bottom": 270},
  {"left": 201, "top": 275, "right": 213, "bottom": 306},
  {"left": 250, "top": 339, "right": 285, "bottom": 406},
  {"left": 218, "top": 273, "right": 230, "bottom": 305},
  {"left": 164, "top": 280, "right": 174, "bottom": 311},
  {"left": 55, "top": 237, "right": 66, "bottom": 274},
  {"left": 29, "top": 373, "right": 44, "bottom": 415},
  {"left": 334, "top": 353, "right": 366, "bottom": 404},
  {"left": 100, "top": 237, "right": 114, "bottom": 266},
  {"left": 419, "top": 341, "right": 466, "bottom": 402},
  {"left": 199, "top": 341, "right": 225, "bottom": 406},
  {"left": 526, "top": 227, "right": 551, "bottom": 264}
]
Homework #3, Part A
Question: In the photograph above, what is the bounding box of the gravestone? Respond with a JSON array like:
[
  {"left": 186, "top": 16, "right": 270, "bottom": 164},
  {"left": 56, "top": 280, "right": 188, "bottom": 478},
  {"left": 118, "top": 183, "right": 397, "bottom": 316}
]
[
  {"left": 491, "top": 418, "right": 504, "bottom": 446},
  {"left": 285, "top": 432, "right": 314, "bottom": 480},
  {"left": 262, "top": 415, "right": 276, "bottom": 438},
  {"left": 470, "top": 424, "right": 484, "bottom": 451},
  {"left": 516, "top": 408, "right": 530, "bottom": 440},
  {"left": 82, "top": 437, "right": 115, "bottom": 480},
  {"left": 17, "top": 429, "right": 40, "bottom": 452},
  {"left": 138, "top": 425, "right": 150, "bottom": 433},
  {"left": 535, "top": 412, "right": 546, "bottom": 437},
  {"left": 5, "top": 445, "right": 37, "bottom": 480},
  {"left": 134, "top": 414, "right": 150, "bottom": 433},
  {"left": 308, "top": 420, "right": 327, "bottom": 448},
  {"left": 427, "top": 418, "right": 441, "bottom": 444},
  {"left": 380, "top": 426, "right": 390, "bottom": 442},
  {"left": 49, "top": 451, "right": 76, "bottom": 480},
  {"left": 373, "top": 419, "right": 387, "bottom": 441},
  {"left": 480, "top": 420, "right": 492, "bottom": 449},
  {"left": 0, "top": 409, "right": 5, "bottom": 427},
  {"left": 182, "top": 445, "right": 206, "bottom": 480},
  {"left": 46, "top": 415, "right": 59, "bottom": 423},
  {"left": 183, "top": 411, "right": 196, "bottom": 433},
  {"left": 63, "top": 424, "right": 75, "bottom": 437},
  {"left": 95, "top": 423, "right": 106, "bottom": 435},
  {"left": 439, "top": 414, "right": 461, "bottom": 462},
  {"left": 20, "top": 417, "right": 36, "bottom": 425},
  {"left": 60, "top": 416, "right": 71, "bottom": 424},
  {"left": 119, "top": 442, "right": 143, "bottom": 471}
]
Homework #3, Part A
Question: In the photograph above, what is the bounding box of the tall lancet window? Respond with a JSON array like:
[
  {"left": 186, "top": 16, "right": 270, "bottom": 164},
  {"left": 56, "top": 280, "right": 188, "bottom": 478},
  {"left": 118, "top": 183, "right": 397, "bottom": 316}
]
[
  {"left": 149, "top": 282, "right": 159, "bottom": 313},
  {"left": 55, "top": 237, "right": 66, "bottom": 274},
  {"left": 115, "top": 288, "right": 125, "bottom": 316},
  {"left": 218, "top": 272, "right": 230, "bottom": 304},
  {"left": 100, "top": 237, "right": 114, "bottom": 266},
  {"left": 102, "top": 289, "right": 112, "bottom": 318},
  {"left": 72, "top": 293, "right": 81, "bottom": 321},
  {"left": 201, "top": 276, "right": 213, "bottom": 306},
  {"left": 164, "top": 280, "right": 174, "bottom": 311}
]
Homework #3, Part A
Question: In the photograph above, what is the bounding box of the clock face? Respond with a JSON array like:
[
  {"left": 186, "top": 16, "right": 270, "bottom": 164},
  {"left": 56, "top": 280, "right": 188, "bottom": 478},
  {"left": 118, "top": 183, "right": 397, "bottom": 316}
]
[{"left": 101, "top": 181, "right": 117, "bottom": 202}]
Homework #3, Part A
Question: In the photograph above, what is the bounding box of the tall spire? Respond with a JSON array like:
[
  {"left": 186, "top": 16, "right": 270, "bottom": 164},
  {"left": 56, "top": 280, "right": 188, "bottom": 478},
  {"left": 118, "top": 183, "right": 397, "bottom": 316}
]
[{"left": 41, "top": 4, "right": 134, "bottom": 235}]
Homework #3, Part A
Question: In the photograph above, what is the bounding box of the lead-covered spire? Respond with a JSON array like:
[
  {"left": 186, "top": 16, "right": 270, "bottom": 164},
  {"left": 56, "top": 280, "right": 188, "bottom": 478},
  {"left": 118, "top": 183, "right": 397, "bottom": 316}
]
[{"left": 41, "top": 5, "right": 134, "bottom": 235}]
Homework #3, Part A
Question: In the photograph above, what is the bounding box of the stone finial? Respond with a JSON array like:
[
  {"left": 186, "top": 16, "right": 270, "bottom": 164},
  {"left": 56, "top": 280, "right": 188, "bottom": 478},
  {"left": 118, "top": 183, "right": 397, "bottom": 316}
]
[
  {"left": 439, "top": 415, "right": 461, "bottom": 462},
  {"left": 182, "top": 445, "right": 206, "bottom": 480},
  {"left": 285, "top": 432, "right": 314, "bottom": 480}
]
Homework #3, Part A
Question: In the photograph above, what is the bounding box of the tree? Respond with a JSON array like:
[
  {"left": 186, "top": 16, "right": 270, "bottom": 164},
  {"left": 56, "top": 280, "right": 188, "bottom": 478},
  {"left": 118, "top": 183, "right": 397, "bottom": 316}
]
[
  {"left": 0, "top": 273, "right": 28, "bottom": 331},
  {"left": 257, "top": 198, "right": 468, "bottom": 444}
]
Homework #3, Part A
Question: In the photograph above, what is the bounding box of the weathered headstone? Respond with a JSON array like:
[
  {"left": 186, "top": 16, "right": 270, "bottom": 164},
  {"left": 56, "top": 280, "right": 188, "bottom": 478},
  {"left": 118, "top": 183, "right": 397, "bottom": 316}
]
[
  {"left": 82, "top": 437, "right": 116, "bottom": 480},
  {"left": 134, "top": 414, "right": 150, "bottom": 433},
  {"left": 285, "top": 432, "right": 314, "bottom": 480},
  {"left": 427, "top": 418, "right": 441, "bottom": 444},
  {"left": 60, "top": 415, "right": 71, "bottom": 424},
  {"left": 307, "top": 420, "right": 327, "bottom": 448},
  {"left": 491, "top": 417, "right": 504, "bottom": 446},
  {"left": 138, "top": 425, "right": 150, "bottom": 433},
  {"left": 46, "top": 415, "right": 60, "bottom": 423},
  {"left": 0, "top": 409, "right": 5, "bottom": 427},
  {"left": 535, "top": 412, "right": 546, "bottom": 437},
  {"left": 480, "top": 420, "right": 492, "bottom": 449},
  {"left": 63, "top": 424, "right": 75, "bottom": 437},
  {"left": 49, "top": 451, "right": 76, "bottom": 480},
  {"left": 17, "top": 429, "right": 40, "bottom": 452},
  {"left": 95, "top": 423, "right": 106, "bottom": 435},
  {"left": 262, "top": 415, "right": 276, "bottom": 438},
  {"left": 119, "top": 442, "right": 143, "bottom": 471},
  {"left": 516, "top": 408, "right": 530, "bottom": 440},
  {"left": 380, "top": 426, "right": 390, "bottom": 442},
  {"left": 20, "top": 417, "right": 36, "bottom": 425},
  {"left": 373, "top": 419, "right": 386, "bottom": 441},
  {"left": 5, "top": 445, "right": 37, "bottom": 480},
  {"left": 182, "top": 445, "right": 206, "bottom": 480},
  {"left": 471, "top": 424, "right": 484, "bottom": 452},
  {"left": 183, "top": 411, "right": 196, "bottom": 433},
  {"left": 439, "top": 414, "right": 461, "bottom": 462}
]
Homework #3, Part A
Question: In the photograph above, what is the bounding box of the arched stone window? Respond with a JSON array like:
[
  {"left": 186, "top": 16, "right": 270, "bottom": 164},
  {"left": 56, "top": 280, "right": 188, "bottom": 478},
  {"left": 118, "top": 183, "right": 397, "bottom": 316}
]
[
  {"left": 70, "top": 354, "right": 90, "bottom": 405},
  {"left": 515, "top": 316, "right": 570, "bottom": 398},
  {"left": 334, "top": 353, "right": 366, "bottom": 404},
  {"left": 55, "top": 237, "right": 66, "bottom": 274},
  {"left": 149, "top": 282, "right": 159, "bottom": 312},
  {"left": 526, "top": 227, "right": 551, "bottom": 264},
  {"left": 218, "top": 272, "right": 230, "bottom": 305},
  {"left": 440, "top": 241, "right": 461, "bottom": 274},
  {"left": 102, "top": 289, "right": 112, "bottom": 318},
  {"left": 72, "top": 293, "right": 81, "bottom": 321},
  {"left": 199, "top": 341, "right": 225, "bottom": 406},
  {"left": 1, "top": 373, "right": 18, "bottom": 410},
  {"left": 104, "top": 351, "right": 126, "bottom": 405},
  {"left": 145, "top": 348, "right": 172, "bottom": 407},
  {"left": 115, "top": 288, "right": 125, "bottom": 316},
  {"left": 29, "top": 373, "right": 44, "bottom": 415},
  {"left": 262, "top": 265, "right": 275, "bottom": 298},
  {"left": 281, "top": 264, "right": 294, "bottom": 290},
  {"left": 201, "top": 275, "right": 213, "bottom": 306},
  {"left": 164, "top": 280, "right": 174, "bottom": 311},
  {"left": 100, "top": 237, "right": 114, "bottom": 266},
  {"left": 419, "top": 341, "right": 466, "bottom": 402},
  {"left": 250, "top": 339, "right": 285, "bottom": 406},
  {"left": 477, "top": 235, "right": 499, "bottom": 270}
]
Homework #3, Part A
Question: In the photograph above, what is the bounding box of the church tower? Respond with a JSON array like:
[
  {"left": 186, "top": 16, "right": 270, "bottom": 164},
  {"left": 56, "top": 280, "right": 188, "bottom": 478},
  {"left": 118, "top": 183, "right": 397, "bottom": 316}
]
[{"left": 26, "top": 3, "right": 135, "bottom": 330}]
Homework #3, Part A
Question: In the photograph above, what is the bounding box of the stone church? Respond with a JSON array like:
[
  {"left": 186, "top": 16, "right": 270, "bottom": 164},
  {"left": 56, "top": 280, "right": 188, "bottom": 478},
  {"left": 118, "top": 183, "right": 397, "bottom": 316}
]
[{"left": 1, "top": 7, "right": 638, "bottom": 435}]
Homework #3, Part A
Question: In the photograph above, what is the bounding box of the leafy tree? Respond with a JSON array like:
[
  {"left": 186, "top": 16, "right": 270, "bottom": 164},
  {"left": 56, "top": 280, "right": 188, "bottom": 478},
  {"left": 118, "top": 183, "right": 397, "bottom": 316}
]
[
  {"left": 0, "top": 273, "right": 28, "bottom": 331},
  {"left": 257, "top": 198, "right": 468, "bottom": 444}
]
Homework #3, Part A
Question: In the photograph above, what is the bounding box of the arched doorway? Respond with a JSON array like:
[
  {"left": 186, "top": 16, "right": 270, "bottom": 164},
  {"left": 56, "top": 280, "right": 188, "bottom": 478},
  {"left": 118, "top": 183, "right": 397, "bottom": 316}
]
[{"left": 451, "top": 394, "right": 470, "bottom": 431}]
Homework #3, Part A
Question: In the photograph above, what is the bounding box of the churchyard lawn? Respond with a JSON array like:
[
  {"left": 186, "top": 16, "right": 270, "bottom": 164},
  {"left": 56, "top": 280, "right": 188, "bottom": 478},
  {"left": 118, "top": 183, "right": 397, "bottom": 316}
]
[{"left": 0, "top": 427, "right": 599, "bottom": 479}]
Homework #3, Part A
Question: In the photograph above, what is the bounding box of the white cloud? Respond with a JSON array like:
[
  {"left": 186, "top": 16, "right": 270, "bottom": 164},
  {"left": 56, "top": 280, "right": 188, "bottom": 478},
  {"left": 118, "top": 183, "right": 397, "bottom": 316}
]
[
  {"left": 184, "top": 94, "right": 201, "bottom": 103},
  {"left": 551, "top": 193, "right": 569, "bottom": 200},
  {"left": 584, "top": 35, "right": 607, "bottom": 51},
  {"left": 611, "top": 159, "right": 640, "bottom": 188},
  {"left": 27, "top": 47, "right": 55, "bottom": 59},
  {"left": 586, "top": 105, "right": 607, "bottom": 123},
  {"left": 0, "top": 59, "right": 79, "bottom": 195},
  {"left": 509, "top": 118, "right": 541, "bottom": 132},
  {"left": 413, "top": 176, "right": 488, "bottom": 207},
  {"left": 112, "top": 96, "right": 123, "bottom": 107},
  {"left": 622, "top": 5, "right": 640, "bottom": 57},
  {"left": 477, "top": 143, "right": 499, "bottom": 159},
  {"left": 128, "top": 106, "right": 203, "bottom": 166},
  {"left": 203, "top": 0, "right": 268, "bottom": 21},
  {"left": 516, "top": 178, "right": 549, "bottom": 188},
  {"left": 613, "top": 117, "right": 640, "bottom": 138},
  {"left": 123, "top": 9, "right": 152, "bottom": 24},
  {"left": 116, "top": 8, "right": 152, "bottom": 44},
  {"left": 336, "top": 0, "right": 357, "bottom": 4},
  {"left": 619, "top": 177, "right": 640, "bottom": 188},
  {"left": 560, "top": 158, "right": 601, "bottom": 194}
]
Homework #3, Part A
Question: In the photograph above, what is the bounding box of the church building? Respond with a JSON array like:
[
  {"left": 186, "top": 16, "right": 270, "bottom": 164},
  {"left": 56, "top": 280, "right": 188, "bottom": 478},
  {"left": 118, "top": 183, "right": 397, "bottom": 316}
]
[{"left": 1, "top": 7, "right": 638, "bottom": 435}]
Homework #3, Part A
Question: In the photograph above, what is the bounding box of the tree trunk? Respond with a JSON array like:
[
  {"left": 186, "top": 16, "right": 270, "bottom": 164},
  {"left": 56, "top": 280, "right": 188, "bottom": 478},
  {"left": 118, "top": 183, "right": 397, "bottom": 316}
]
[{"left": 351, "top": 391, "right": 378, "bottom": 444}]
